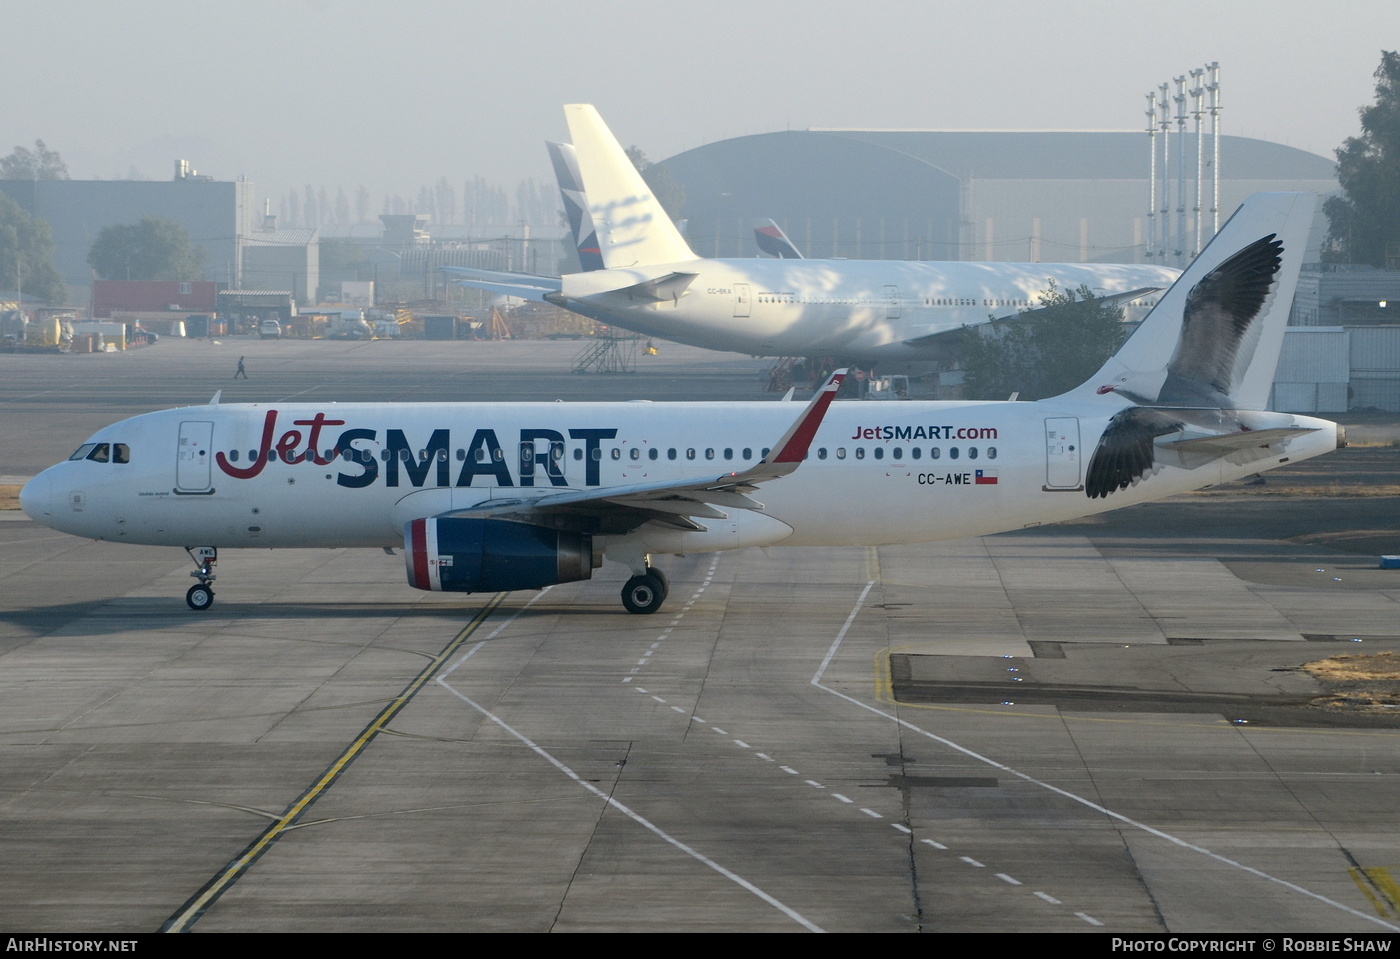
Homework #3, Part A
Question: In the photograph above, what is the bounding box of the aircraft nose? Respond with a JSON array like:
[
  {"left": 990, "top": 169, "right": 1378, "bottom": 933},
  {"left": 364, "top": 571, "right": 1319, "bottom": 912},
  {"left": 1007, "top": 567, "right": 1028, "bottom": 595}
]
[{"left": 19, "top": 472, "right": 52, "bottom": 521}]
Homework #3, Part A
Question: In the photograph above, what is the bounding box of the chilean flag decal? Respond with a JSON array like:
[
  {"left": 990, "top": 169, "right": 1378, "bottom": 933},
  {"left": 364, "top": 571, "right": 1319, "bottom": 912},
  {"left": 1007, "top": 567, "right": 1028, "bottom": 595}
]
[{"left": 975, "top": 469, "right": 998, "bottom": 485}]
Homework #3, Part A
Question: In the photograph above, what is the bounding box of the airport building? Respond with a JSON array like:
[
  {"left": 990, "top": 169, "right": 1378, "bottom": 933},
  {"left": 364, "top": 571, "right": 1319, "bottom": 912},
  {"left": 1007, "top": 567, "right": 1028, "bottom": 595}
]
[
  {"left": 659, "top": 130, "right": 1337, "bottom": 265},
  {"left": 0, "top": 164, "right": 256, "bottom": 298},
  {"left": 1275, "top": 269, "right": 1400, "bottom": 412}
]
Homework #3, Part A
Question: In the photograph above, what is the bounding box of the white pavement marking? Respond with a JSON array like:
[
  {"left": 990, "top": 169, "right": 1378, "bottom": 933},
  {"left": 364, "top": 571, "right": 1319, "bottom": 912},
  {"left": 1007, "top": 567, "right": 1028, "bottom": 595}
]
[
  {"left": 921, "top": 839, "right": 948, "bottom": 851},
  {"left": 625, "top": 558, "right": 718, "bottom": 685},
  {"left": 1077, "top": 913, "right": 1103, "bottom": 926},
  {"left": 437, "top": 601, "right": 824, "bottom": 934},
  {"left": 995, "top": 873, "right": 1022, "bottom": 886},
  {"left": 1035, "top": 892, "right": 1061, "bottom": 905},
  {"left": 810, "top": 581, "right": 1400, "bottom": 932},
  {"left": 811, "top": 581, "right": 874, "bottom": 684}
]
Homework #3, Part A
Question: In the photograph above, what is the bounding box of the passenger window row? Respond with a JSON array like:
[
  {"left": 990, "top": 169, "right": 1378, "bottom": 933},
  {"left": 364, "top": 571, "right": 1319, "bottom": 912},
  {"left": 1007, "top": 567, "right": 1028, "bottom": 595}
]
[{"left": 218, "top": 444, "right": 997, "bottom": 466}]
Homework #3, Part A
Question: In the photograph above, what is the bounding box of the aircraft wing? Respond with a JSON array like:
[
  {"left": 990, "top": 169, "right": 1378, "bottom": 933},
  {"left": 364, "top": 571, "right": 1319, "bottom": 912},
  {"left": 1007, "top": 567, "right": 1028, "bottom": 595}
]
[
  {"left": 450, "top": 370, "right": 846, "bottom": 533},
  {"left": 440, "top": 266, "right": 561, "bottom": 303}
]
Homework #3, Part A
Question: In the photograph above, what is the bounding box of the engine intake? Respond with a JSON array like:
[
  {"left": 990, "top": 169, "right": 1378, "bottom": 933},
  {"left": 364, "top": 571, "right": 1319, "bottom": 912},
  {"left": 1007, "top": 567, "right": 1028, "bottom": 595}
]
[{"left": 405, "top": 517, "right": 595, "bottom": 593}]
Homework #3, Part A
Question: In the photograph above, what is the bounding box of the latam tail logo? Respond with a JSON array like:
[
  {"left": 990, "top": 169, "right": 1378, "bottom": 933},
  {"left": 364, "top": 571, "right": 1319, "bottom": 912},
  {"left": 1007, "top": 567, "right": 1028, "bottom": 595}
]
[
  {"left": 975, "top": 469, "right": 998, "bottom": 485},
  {"left": 754, "top": 222, "right": 803, "bottom": 259}
]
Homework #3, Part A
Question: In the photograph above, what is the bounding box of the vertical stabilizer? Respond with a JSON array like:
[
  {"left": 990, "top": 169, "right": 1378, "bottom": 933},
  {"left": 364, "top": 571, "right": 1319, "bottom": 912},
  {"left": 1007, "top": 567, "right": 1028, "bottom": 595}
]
[
  {"left": 564, "top": 104, "right": 696, "bottom": 268},
  {"left": 547, "top": 141, "right": 605, "bottom": 272},
  {"left": 753, "top": 218, "right": 805, "bottom": 259},
  {"left": 1078, "top": 193, "right": 1315, "bottom": 410}
]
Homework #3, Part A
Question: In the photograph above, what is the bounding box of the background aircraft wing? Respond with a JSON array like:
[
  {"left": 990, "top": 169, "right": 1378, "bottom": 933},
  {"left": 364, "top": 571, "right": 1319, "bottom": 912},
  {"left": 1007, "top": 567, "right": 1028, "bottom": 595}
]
[{"left": 441, "top": 266, "right": 561, "bottom": 303}]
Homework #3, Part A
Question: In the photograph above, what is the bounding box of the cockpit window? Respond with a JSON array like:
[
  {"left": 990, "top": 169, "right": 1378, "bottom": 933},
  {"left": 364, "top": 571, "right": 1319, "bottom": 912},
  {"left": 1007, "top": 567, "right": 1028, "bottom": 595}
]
[
  {"left": 69, "top": 444, "right": 97, "bottom": 461},
  {"left": 113, "top": 444, "right": 130, "bottom": 464},
  {"left": 86, "top": 444, "right": 111, "bottom": 463}
]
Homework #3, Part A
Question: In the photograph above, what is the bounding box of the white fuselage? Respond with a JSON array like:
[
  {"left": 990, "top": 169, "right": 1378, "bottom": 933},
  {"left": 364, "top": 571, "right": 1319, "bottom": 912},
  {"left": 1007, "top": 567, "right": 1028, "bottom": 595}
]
[
  {"left": 558, "top": 259, "right": 1181, "bottom": 363},
  {"left": 22, "top": 397, "right": 1337, "bottom": 566}
]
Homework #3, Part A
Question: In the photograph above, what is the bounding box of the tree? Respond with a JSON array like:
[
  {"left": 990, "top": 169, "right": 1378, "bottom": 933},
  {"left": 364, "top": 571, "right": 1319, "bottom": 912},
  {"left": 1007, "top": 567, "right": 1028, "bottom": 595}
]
[
  {"left": 0, "top": 192, "right": 66, "bottom": 303},
  {"left": 959, "top": 282, "right": 1127, "bottom": 401},
  {"left": 1324, "top": 51, "right": 1400, "bottom": 267},
  {"left": 625, "top": 146, "right": 686, "bottom": 220},
  {"left": 0, "top": 140, "right": 69, "bottom": 180},
  {"left": 87, "top": 216, "right": 206, "bottom": 281}
]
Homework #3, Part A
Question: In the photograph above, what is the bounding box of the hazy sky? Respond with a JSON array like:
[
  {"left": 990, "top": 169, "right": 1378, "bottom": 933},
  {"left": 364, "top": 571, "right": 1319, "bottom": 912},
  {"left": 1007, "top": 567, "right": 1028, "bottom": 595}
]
[{"left": 9, "top": 0, "right": 1396, "bottom": 214}]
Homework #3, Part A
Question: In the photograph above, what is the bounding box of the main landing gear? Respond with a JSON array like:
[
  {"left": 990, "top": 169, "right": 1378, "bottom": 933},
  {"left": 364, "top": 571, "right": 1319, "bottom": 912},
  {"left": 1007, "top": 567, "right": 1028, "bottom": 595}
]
[
  {"left": 184, "top": 546, "right": 217, "bottom": 610},
  {"left": 621, "top": 566, "right": 669, "bottom": 615}
]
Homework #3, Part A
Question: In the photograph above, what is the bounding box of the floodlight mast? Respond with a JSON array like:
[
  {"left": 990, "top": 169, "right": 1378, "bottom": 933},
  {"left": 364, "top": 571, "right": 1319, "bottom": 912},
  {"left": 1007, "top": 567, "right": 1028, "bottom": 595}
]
[
  {"left": 1143, "top": 63, "right": 1222, "bottom": 261},
  {"left": 1146, "top": 91, "right": 1158, "bottom": 263},
  {"left": 1206, "top": 62, "right": 1221, "bottom": 236},
  {"left": 1174, "top": 75, "right": 1188, "bottom": 267},
  {"left": 1189, "top": 68, "right": 1205, "bottom": 259},
  {"left": 1158, "top": 83, "right": 1171, "bottom": 269}
]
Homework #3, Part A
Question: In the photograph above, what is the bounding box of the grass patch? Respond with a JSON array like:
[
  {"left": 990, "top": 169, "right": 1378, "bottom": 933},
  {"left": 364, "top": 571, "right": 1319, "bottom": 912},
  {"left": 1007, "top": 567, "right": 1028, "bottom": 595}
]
[
  {"left": 0, "top": 485, "right": 19, "bottom": 510},
  {"left": 1302, "top": 652, "right": 1400, "bottom": 714}
]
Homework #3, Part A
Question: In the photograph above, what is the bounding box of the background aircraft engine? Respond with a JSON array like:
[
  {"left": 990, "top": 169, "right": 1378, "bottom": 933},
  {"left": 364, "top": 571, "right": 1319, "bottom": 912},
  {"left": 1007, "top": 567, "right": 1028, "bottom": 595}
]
[{"left": 404, "top": 517, "right": 595, "bottom": 593}]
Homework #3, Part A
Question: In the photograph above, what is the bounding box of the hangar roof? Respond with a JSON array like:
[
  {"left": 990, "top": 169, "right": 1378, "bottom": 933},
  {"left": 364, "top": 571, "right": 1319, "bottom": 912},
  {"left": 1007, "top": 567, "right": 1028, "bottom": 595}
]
[{"left": 664, "top": 130, "right": 1335, "bottom": 182}]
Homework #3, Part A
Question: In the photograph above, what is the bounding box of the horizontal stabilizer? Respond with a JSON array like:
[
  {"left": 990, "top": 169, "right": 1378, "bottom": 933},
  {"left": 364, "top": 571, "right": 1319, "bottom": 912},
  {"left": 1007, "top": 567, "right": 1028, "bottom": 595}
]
[
  {"left": 440, "top": 266, "right": 561, "bottom": 303},
  {"left": 588, "top": 272, "right": 699, "bottom": 304},
  {"left": 1156, "top": 426, "right": 1317, "bottom": 454}
]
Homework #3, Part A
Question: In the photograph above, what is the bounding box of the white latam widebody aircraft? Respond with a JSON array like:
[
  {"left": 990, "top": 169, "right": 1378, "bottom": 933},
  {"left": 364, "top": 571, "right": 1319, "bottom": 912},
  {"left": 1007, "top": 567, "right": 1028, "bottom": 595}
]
[
  {"left": 23, "top": 194, "right": 1338, "bottom": 615},
  {"left": 445, "top": 104, "right": 1181, "bottom": 366}
]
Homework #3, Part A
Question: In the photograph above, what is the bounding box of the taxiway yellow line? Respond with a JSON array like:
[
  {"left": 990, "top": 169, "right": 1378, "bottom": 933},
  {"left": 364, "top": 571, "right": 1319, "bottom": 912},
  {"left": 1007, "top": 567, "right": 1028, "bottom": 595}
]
[{"left": 161, "top": 593, "right": 507, "bottom": 933}]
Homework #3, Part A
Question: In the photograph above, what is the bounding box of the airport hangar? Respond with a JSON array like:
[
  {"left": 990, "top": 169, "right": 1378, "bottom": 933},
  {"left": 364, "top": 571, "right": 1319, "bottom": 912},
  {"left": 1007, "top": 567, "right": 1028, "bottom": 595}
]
[{"left": 657, "top": 129, "right": 1338, "bottom": 265}]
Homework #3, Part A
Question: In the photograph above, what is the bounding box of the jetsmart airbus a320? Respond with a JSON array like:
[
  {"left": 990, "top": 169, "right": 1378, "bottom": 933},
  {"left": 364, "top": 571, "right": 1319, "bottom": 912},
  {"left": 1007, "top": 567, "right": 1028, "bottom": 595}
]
[{"left": 22, "top": 193, "right": 1339, "bottom": 615}]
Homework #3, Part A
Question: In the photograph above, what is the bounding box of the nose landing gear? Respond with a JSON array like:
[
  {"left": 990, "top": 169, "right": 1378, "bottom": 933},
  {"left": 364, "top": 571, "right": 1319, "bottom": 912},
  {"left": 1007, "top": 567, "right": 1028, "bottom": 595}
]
[{"left": 184, "top": 546, "right": 217, "bottom": 610}]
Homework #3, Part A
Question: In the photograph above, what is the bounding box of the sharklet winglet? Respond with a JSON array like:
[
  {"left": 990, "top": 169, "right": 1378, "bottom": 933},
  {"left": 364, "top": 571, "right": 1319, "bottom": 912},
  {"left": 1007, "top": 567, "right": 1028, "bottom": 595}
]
[{"left": 764, "top": 369, "right": 846, "bottom": 467}]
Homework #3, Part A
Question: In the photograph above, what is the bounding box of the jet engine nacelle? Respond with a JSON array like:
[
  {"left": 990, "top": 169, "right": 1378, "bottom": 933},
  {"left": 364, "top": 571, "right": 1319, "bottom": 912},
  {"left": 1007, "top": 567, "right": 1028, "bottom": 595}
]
[{"left": 404, "top": 517, "right": 596, "bottom": 593}]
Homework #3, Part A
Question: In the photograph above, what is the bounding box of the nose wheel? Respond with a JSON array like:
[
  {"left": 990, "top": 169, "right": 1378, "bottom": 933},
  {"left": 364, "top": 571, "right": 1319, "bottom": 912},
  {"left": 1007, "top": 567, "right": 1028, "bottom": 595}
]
[
  {"left": 184, "top": 546, "right": 218, "bottom": 611},
  {"left": 186, "top": 583, "right": 214, "bottom": 610}
]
